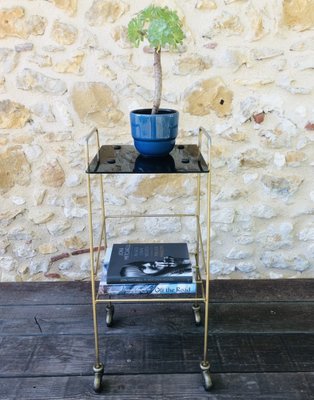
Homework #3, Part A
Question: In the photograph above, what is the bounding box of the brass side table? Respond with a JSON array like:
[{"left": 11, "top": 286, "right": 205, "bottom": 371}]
[{"left": 85, "top": 127, "right": 212, "bottom": 392}]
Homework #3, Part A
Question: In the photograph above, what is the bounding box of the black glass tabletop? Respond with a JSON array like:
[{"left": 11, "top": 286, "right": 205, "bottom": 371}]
[{"left": 86, "top": 145, "right": 209, "bottom": 174}]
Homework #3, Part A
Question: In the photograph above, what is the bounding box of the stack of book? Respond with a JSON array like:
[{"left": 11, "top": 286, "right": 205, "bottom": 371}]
[{"left": 99, "top": 243, "right": 196, "bottom": 295}]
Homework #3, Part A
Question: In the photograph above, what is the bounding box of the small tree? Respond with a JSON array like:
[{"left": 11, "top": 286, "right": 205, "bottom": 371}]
[{"left": 127, "top": 5, "right": 185, "bottom": 115}]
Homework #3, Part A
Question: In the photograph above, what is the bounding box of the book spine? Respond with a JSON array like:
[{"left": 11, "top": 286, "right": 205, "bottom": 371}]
[
  {"left": 100, "top": 283, "right": 196, "bottom": 295},
  {"left": 106, "top": 275, "right": 193, "bottom": 284}
]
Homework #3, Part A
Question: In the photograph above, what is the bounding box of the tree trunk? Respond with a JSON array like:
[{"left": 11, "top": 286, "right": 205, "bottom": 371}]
[{"left": 152, "top": 48, "right": 162, "bottom": 114}]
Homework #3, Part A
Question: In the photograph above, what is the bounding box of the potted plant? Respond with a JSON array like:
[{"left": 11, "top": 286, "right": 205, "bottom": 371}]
[{"left": 127, "top": 5, "right": 185, "bottom": 157}]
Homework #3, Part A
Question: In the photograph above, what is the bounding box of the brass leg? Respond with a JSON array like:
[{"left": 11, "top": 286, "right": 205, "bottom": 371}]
[
  {"left": 200, "top": 127, "right": 213, "bottom": 391},
  {"left": 86, "top": 141, "right": 103, "bottom": 391},
  {"left": 87, "top": 174, "right": 102, "bottom": 368},
  {"left": 193, "top": 167, "right": 202, "bottom": 326}
]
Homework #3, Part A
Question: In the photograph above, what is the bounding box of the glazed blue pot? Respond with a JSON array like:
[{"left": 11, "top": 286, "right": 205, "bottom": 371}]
[{"left": 130, "top": 108, "right": 179, "bottom": 157}]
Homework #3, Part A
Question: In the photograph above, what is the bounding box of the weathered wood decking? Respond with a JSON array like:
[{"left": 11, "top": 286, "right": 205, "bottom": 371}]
[{"left": 0, "top": 279, "right": 313, "bottom": 399}]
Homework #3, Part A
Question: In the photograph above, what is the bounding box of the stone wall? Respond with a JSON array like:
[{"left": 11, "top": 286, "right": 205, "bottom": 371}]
[{"left": 0, "top": 0, "right": 313, "bottom": 281}]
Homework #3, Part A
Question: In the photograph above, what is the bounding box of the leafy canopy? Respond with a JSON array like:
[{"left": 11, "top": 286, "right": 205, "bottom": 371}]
[{"left": 127, "top": 5, "right": 185, "bottom": 51}]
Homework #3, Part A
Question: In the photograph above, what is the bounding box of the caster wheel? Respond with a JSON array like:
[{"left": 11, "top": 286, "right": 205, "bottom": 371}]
[
  {"left": 93, "top": 364, "right": 104, "bottom": 393},
  {"left": 200, "top": 362, "right": 213, "bottom": 391},
  {"left": 192, "top": 304, "right": 201, "bottom": 326},
  {"left": 106, "top": 304, "right": 114, "bottom": 327},
  {"left": 94, "top": 373, "right": 102, "bottom": 393}
]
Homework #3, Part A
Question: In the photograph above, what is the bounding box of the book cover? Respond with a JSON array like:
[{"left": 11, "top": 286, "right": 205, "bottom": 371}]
[
  {"left": 99, "top": 247, "right": 196, "bottom": 295},
  {"left": 106, "top": 243, "right": 193, "bottom": 284}
]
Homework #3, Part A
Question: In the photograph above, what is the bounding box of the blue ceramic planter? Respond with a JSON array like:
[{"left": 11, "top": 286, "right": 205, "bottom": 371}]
[{"left": 130, "top": 108, "right": 179, "bottom": 157}]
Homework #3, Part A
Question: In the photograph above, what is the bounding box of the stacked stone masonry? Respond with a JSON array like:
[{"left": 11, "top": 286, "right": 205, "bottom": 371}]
[{"left": 0, "top": 0, "right": 313, "bottom": 281}]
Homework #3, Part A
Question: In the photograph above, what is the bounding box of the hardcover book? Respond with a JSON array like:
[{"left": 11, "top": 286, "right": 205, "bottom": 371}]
[
  {"left": 99, "top": 247, "right": 196, "bottom": 295},
  {"left": 106, "top": 243, "right": 193, "bottom": 284}
]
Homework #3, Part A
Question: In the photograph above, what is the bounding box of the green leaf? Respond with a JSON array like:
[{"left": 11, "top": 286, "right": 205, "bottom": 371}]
[
  {"left": 127, "top": 17, "right": 145, "bottom": 47},
  {"left": 127, "top": 5, "right": 185, "bottom": 50}
]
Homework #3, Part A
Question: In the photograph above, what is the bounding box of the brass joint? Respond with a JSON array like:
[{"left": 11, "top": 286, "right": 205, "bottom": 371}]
[
  {"left": 93, "top": 363, "right": 104, "bottom": 373},
  {"left": 200, "top": 361, "right": 210, "bottom": 371}
]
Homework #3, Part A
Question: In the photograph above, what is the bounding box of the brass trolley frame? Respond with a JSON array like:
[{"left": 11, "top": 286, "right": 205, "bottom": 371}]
[{"left": 85, "top": 127, "right": 212, "bottom": 392}]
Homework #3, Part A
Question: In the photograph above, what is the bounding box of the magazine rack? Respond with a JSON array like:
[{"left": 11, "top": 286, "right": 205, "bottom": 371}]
[{"left": 85, "top": 126, "right": 212, "bottom": 392}]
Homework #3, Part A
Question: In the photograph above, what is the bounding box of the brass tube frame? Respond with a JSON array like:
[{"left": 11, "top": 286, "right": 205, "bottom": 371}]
[
  {"left": 85, "top": 125, "right": 212, "bottom": 375},
  {"left": 85, "top": 127, "right": 101, "bottom": 368}
]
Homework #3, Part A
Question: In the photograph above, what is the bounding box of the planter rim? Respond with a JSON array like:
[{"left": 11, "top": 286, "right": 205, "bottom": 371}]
[{"left": 130, "top": 108, "right": 178, "bottom": 116}]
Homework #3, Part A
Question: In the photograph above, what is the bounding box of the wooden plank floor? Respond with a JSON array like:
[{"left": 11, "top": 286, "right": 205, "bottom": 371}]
[{"left": 0, "top": 279, "right": 313, "bottom": 399}]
